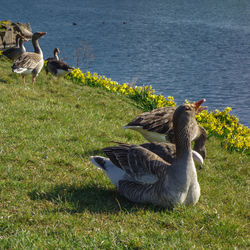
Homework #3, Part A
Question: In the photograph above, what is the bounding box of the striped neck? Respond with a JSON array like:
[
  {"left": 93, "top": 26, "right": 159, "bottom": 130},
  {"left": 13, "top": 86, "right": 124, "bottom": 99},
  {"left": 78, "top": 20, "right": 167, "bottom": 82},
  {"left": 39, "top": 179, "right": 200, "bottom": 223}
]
[
  {"left": 18, "top": 38, "right": 25, "bottom": 52},
  {"left": 32, "top": 38, "right": 42, "bottom": 57},
  {"left": 175, "top": 126, "right": 192, "bottom": 159},
  {"left": 54, "top": 53, "right": 59, "bottom": 60}
]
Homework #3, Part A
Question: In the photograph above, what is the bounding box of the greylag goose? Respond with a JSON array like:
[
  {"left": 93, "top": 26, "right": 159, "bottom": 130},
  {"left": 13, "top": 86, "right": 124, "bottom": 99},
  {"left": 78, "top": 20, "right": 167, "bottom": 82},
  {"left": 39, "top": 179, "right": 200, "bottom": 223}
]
[
  {"left": 2, "top": 34, "right": 26, "bottom": 61},
  {"left": 123, "top": 103, "right": 207, "bottom": 160},
  {"left": 90, "top": 99, "right": 206, "bottom": 208},
  {"left": 45, "top": 48, "right": 72, "bottom": 76},
  {"left": 12, "top": 32, "right": 46, "bottom": 84},
  {"left": 45, "top": 48, "right": 60, "bottom": 75}
]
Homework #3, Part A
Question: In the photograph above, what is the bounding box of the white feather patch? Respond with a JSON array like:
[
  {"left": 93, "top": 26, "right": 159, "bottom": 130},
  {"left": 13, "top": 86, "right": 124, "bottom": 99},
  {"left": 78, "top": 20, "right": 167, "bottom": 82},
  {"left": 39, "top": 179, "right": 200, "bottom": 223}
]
[
  {"left": 13, "top": 68, "right": 33, "bottom": 74},
  {"left": 192, "top": 150, "right": 204, "bottom": 165},
  {"left": 123, "top": 126, "right": 166, "bottom": 142},
  {"left": 90, "top": 156, "right": 125, "bottom": 187},
  {"left": 56, "top": 69, "right": 68, "bottom": 76}
]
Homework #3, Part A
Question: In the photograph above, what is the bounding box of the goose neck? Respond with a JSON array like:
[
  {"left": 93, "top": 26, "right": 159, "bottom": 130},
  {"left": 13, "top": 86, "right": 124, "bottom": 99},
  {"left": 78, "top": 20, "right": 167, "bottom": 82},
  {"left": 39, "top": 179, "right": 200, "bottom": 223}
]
[
  {"left": 18, "top": 39, "right": 24, "bottom": 50},
  {"left": 32, "top": 38, "right": 43, "bottom": 56},
  {"left": 54, "top": 53, "right": 59, "bottom": 60},
  {"left": 15, "top": 36, "right": 19, "bottom": 47},
  {"left": 175, "top": 127, "right": 192, "bottom": 158}
]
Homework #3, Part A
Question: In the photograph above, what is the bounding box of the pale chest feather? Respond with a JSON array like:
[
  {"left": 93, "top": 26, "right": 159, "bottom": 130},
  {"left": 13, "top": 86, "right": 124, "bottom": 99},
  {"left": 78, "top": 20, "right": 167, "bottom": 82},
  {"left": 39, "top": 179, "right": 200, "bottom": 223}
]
[
  {"left": 163, "top": 159, "right": 200, "bottom": 206},
  {"left": 129, "top": 127, "right": 167, "bottom": 142}
]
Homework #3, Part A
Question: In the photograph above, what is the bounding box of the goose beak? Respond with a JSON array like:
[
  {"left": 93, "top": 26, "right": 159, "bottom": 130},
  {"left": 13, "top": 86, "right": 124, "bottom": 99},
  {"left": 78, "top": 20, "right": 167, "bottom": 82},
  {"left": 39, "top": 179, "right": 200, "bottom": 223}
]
[
  {"left": 191, "top": 99, "right": 206, "bottom": 113},
  {"left": 18, "top": 33, "right": 28, "bottom": 42},
  {"left": 39, "top": 32, "right": 47, "bottom": 37}
]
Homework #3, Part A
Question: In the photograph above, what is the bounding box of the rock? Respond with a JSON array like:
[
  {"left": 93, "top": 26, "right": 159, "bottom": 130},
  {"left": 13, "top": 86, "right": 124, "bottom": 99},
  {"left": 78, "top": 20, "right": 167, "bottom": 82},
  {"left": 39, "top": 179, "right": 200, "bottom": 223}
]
[{"left": 0, "top": 20, "right": 33, "bottom": 49}]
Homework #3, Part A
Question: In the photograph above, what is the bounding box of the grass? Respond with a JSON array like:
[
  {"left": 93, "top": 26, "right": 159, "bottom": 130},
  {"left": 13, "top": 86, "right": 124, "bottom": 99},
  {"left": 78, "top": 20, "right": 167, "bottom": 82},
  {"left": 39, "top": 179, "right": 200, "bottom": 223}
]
[{"left": 0, "top": 58, "right": 249, "bottom": 249}]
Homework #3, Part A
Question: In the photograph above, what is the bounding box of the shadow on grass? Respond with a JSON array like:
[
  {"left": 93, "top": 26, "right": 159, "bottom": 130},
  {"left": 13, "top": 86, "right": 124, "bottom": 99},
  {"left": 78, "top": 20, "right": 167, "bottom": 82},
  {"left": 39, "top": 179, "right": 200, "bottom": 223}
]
[
  {"left": 79, "top": 148, "right": 104, "bottom": 158},
  {"left": 0, "top": 78, "right": 8, "bottom": 84},
  {"left": 28, "top": 183, "right": 169, "bottom": 214}
]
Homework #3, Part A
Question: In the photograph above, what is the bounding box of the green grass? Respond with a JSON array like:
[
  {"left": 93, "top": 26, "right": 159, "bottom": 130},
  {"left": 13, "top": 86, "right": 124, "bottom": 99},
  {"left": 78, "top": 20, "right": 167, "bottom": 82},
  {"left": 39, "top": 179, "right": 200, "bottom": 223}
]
[{"left": 0, "top": 58, "right": 249, "bottom": 249}]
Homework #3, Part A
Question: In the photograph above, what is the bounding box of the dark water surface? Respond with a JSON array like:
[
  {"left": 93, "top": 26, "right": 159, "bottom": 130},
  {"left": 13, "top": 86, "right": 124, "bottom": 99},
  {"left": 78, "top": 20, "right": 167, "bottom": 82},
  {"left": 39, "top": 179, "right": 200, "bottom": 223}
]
[{"left": 1, "top": 0, "right": 250, "bottom": 126}]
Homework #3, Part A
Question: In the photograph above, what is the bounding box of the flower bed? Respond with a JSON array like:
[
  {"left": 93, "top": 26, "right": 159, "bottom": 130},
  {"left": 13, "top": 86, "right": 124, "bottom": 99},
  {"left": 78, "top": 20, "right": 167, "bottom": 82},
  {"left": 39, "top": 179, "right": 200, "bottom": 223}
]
[
  {"left": 66, "top": 68, "right": 250, "bottom": 153},
  {"left": 66, "top": 68, "right": 176, "bottom": 110},
  {"left": 197, "top": 108, "right": 249, "bottom": 153}
]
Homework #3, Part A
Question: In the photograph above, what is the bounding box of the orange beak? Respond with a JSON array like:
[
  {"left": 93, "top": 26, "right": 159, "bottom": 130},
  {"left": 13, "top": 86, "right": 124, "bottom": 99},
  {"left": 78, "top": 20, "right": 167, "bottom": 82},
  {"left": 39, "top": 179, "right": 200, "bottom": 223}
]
[
  {"left": 39, "top": 32, "right": 47, "bottom": 36},
  {"left": 191, "top": 99, "right": 207, "bottom": 113}
]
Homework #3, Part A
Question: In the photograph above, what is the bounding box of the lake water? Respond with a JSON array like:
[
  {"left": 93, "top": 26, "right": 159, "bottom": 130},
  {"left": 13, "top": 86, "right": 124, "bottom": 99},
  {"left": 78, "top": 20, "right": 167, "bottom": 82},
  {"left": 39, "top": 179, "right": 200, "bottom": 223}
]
[{"left": 1, "top": 0, "right": 250, "bottom": 127}]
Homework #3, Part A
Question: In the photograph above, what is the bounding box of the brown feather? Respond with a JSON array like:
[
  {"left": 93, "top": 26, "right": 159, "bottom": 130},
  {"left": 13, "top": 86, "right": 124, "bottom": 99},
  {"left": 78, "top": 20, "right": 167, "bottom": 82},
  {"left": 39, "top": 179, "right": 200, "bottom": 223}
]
[
  {"left": 13, "top": 52, "right": 42, "bottom": 69},
  {"left": 103, "top": 144, "right": 169, "bottom": 180}
]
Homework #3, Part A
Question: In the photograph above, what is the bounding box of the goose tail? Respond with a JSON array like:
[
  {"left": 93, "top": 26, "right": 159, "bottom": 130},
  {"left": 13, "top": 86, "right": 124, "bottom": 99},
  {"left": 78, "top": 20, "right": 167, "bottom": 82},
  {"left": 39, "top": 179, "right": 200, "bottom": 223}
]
[
  {"left": 90, "top": 156, "right": 106, "bottom": 170},
  {"left": 90, "top": 156, "right": 125, "bottom": 187}
]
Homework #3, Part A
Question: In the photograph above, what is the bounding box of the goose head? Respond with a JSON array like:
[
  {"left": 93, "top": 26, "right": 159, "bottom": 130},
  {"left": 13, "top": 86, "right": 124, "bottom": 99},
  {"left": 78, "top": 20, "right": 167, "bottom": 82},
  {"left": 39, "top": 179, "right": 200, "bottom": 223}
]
[
  {"left": 53, "top": 48, "right": 60, "bottom": 60},
  {"left": 17, "top": 33, "right": 25, "bottom": 44},
  {"left": 173, "top": 99, "right": 206, "bottom": 145},
  {"left": 31, "top": 32, "right": 47, "bottom": 55},
  {"left": 32, "top": 32, "right": 47, "bottom": 41},
  {"left": 54, "top": 48, "right": 60, "bottom": 54}
]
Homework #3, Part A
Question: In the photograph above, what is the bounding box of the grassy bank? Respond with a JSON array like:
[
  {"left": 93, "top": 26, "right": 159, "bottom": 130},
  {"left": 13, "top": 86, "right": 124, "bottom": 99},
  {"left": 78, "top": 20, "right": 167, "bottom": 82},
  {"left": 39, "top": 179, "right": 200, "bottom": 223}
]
[{"left": 0, "top": 58, "right": 249, "bottom": 249}]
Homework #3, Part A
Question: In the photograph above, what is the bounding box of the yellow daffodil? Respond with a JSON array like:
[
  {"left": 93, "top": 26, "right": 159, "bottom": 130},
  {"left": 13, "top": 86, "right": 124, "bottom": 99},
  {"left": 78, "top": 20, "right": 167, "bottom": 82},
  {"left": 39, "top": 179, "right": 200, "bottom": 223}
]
[{"left": 65, "top": 68, "right": 249, "bottom": 153}]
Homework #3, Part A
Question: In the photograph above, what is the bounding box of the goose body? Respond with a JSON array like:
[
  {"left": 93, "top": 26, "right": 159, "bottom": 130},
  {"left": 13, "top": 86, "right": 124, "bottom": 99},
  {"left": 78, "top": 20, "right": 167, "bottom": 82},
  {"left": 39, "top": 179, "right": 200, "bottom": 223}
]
[
  {"left": 90, "top": 99, "right": 206, "bottom": 208},
  {"left": 45, "top": 48, "right": 59, "bottom": 75},
  {"left": 45, "top": 48, "right": 72, "bottom": 76},
  {"left": 46, "top": 60, "right": 73, "bottom": 76},
  {"left": 124, "top": 104, "right": 207, "bottom": 159},
  {"left": 2, "top": 34, "right": 26, "bottom": 61},
  {"left": 12, "top": 32, "right": 46, "bottom": 84}
]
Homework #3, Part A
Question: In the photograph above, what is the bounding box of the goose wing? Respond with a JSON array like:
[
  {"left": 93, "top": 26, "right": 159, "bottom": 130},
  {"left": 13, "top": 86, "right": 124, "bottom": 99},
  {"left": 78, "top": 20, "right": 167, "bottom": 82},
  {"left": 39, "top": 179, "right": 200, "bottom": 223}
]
[
  {"left": 103, "top": 144, "right": 170, "bottom": 183},
  {"left": 12, "top": 52, "right": 42, "bottom": 70},
  {"left": 111, "top": 141, "right": 176, "bottom": 164},
  {"left": 140, "top": 142, "right": 176, "bottom": 163},
  {"left": 118, "top": 179, "right": 168, "bottom": 207},
  {"left": 48, "top": 60, "right": 72, "bottom": 71},
  {"left": 125, "top": 107, "right": 175, "bottom": 134},
  {"left": 3, "top": 47, "right": 18, "bottom": 59}
]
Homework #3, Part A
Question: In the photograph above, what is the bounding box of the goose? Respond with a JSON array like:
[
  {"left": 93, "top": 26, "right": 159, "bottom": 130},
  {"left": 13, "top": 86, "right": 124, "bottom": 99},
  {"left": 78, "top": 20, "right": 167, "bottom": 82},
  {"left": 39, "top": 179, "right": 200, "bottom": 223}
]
[
  {"left": 45, "top": 48, "right": 60, "bottom": 75},
  {"left": 45, "top": 48, "right": 72, "bottom": 77},
  {"left": 12, "top": 32, "right": 46, "bottom": 84},
  {"left": 2, "top": 33, "right": 26, "bottom": 61},
  {"left": 123, "top": 102, "right": 207, "bottom": 160},
  {"left": 90, "top": 99, "right": 206, "bottom": 208}
]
